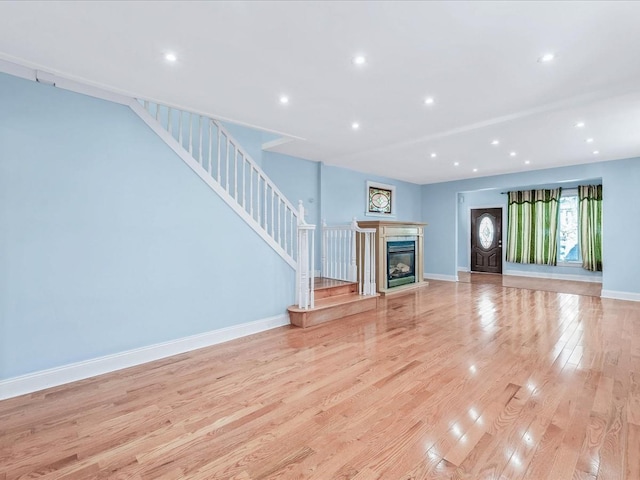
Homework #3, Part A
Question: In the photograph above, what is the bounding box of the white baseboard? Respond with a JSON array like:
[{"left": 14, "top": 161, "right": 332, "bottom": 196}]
[
  {"left": 0, "top": 314, "right": 289, "bottom": 401},
  {"left": 423, "top": 273, "right": 458, "bottom": 282},
  {"left": 503, "top": 270, "right": 602, "bottom": 284},
  {"left": 457, "top": 267, "right": 470, "bottom": 273},
  {"left": 601, "top": 290, "right": 640, "bottom": 302}
]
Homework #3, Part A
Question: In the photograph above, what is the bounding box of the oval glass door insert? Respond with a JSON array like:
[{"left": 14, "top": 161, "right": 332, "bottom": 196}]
[{"left": 479, "top": 216, "right": 494, "bottom": 249}]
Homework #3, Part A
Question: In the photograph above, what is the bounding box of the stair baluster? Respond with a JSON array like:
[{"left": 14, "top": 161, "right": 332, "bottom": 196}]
[
  {"left": 131, "top": 99, "right": 308, "bottom": 275},
  {"left": 322, "top": 218, "right": 377, "bottom": 296}
]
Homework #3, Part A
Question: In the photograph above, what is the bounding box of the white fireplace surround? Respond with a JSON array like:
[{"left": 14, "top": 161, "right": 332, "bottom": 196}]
[
  {"left": 387, "top": 235, "right": 418, "bottom": 243},
  {"left": 357, "top": 221, "right": 428, "bottom": 295}
]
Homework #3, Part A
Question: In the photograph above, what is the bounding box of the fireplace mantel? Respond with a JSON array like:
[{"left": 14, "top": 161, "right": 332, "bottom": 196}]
[{"left": 357, "top": 220, "right": 428, "bottom": 295}]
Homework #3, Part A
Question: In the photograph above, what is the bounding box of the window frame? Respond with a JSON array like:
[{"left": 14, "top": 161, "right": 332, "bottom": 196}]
[
  {"left": 556, "top": 188, "right": 582, "bottom": 267},
  {"left": 365, "top": 180, "right": 396, "bottom": 218}
]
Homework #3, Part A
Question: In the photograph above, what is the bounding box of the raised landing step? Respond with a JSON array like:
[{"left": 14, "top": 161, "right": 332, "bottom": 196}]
[{"left": 288, "top": 278, "right": 379, "bottom": 328}]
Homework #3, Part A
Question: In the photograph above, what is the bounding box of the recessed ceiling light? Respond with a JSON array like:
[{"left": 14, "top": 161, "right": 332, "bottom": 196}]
[
  {"left": 430, "top": 152, "right": 437, "bottom": 158},
  {"left": 575, "top": 122, "right": 585, "bottom": 128},
  {"left": 510, "top": 151, "right": 517, "bottom": 157},
  {"left": 473, "top": 168, "right": 478, "bottom": 172},
  {"left": 165, "top": 53, "right": 177, "bottom": 62},
  {"left": 351, "top": 122, "right": 360, "bottom": 130},
  {"left": 593, "top": 150, "right": 600, "bottom": 155},
  {"left": 279, "top": 95, "right": 289, "bottom": 105},
  {"left": 491, "top": 139, "right": 500, "bottom": 146},
  {"left": 586, "top": 138, "right": 594, "bottom": 143},
  {"left": 454, "top": 162, "right": 459, "bottom": 166},
  {"left": 524, "top": 160, "right": 531, "bottom": 165},
  {"left": 353, "top": 55, "right": 366, "bottom": 66},
  {"left": 538, "top": 53, "right": 555, "bottom": 63},
  {"left": 424, "top": 97, "right": 435, "bottom": 105}
]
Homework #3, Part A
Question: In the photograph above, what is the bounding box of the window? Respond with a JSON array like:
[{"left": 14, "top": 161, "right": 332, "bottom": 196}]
[
  {"left": 557, "top": 189, "right": 581, "bottom": 264},
  {"left": 365, "top": 181, "right": 396, "bottom": 217},
  {"left": 478, "top": 216, "right": 495, "bottom": 250}
]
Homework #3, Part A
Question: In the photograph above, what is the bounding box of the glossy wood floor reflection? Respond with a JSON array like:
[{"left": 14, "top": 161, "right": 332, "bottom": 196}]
[
  {"left": 458, "top": 271, "right": 603, "bottom": 297},
  {"left": 1, "top": 281, "right": 639, "bottom": 479}
]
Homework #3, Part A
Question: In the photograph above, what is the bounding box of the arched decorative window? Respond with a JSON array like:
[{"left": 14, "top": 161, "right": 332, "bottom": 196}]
[{"left": 479, "top": 216, "right": 494, "bottom": 250}]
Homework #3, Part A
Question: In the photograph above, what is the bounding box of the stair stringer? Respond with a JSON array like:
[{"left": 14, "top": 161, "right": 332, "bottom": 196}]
[{"left": 129, "top": 99, "right": 296, "bottom": 269}]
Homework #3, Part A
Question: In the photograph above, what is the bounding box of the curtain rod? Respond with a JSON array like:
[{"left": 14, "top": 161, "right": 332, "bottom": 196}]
[{"left": 498, "top": 180, "right": 601, "bottom": 196}]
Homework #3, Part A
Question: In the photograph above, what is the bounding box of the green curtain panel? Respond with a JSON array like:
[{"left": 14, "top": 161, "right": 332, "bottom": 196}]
[
  {"left": 506, "top": 188, "right": 562, "bottom": 265},
  {"left": 579, "top": 185, "right": 603, "bottom": 271}
]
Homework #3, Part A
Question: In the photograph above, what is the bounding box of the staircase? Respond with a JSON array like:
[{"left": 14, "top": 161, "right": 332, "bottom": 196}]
[
  {"left": 288, "top": 219, "right": 380, "bottom": 328},
  {"left": 129, "top": 99, "right": 379, "bottom": 327},
  {"left": 288, "top": 278, "right": 378, "bottom": 328},
  {"left": 130, "top": 99, "right": 303, "bottom": 268}
]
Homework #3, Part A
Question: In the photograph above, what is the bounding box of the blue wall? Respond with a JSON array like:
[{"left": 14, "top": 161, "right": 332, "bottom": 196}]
[
  {"left": 262, "top": 151, "right": 322, "bottom": 266},
  {"left": 319, "top": 164, "right": 423, "bottom": 225},
  {"left": 262, "top": 152, "right": 321, "bottom": 227},
  {"left": 261, "top": 156, "right": 423, "bottom": 227},
  {"left": 602, "top": 160, "right": 640, "bottom": 293},
  {"left": 262, "top": 154, "right": 423, "bottom": 270},
  {"left": 0, "top": 73, "right": 294, "bottom": 380},
  {"left": 220, "top": 122, "right": 272, "bottom": 168},
  {"left": 3, "top": 66, "right": 639, "bottom": 383},
  {"left": 422, "top": 159, "right": 640, "bottom": 294}
]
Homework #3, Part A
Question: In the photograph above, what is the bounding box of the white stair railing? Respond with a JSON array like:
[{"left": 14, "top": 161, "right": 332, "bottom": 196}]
[
  {"left": 296, "top": 202, "right": 316, "bottom": 309},
  {"left": 322, "top": 218, "right": 377, "bottom": 295},
  {"left": 130, "top": 99, "right": 301, "bottom": 269}
]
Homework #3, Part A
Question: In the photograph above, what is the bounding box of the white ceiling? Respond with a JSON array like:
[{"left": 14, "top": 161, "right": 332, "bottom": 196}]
[{"left": 1, "top": 1, "right": 640, "bottom": 184}]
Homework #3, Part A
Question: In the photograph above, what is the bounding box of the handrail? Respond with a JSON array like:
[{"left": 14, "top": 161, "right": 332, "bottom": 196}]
[
  {"left": 210, "top": 118, "right": 301, "bottom": 217},
  {"left": 134, "top": 100, "right": 301, "bottom": 268},
  {"left": 322, "top": 218, "right": 377, "bottom": 296},
  {"left": 131, "top": 99, "right": 319, "bottom": 309}
]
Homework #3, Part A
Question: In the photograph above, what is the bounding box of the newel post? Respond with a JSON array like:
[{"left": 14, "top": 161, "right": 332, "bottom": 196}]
[
  {"left": 350, "top": 217, "right": 358, "bottom": 283},
  {"left": 321, "top": 219, "right": 327, "bottom": 278},
  {"left": 295, "top": 200, "right": 315, "bottom": 309},
  {"left": 295, "top": 200, "right": 303, "bottom": 306},
  {"left": 298, "top": 200, "right": 305, "bottom": 225}
]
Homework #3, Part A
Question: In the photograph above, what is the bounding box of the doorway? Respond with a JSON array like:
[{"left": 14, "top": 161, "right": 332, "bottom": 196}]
[{"left": 470, "top": 208, "right": 502, "bottom": 274}]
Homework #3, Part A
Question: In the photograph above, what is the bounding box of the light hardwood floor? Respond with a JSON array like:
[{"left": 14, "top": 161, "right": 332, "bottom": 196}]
[
  {"left": 1, "top": 281, "right": 638, "bottom": 479},
  {"left": 458, "top": 271, "right": 602, "bottom": 297}
]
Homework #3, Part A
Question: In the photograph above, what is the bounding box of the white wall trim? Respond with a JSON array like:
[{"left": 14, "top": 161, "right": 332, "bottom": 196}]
[
  {"left": 0, "top": 55, "right": 305, "bottom": 141},
  {"left": 0, "top": 58, "right": 35, "bottom": 81},
  {"left": 0, "top": 314, "right": 290, "bottom": 401},
  {"left": 457, "top": 267, "right": 470, "bottom": 273},
  {"left": 262, "top": 136, "right": 295, "bottom": 151},
  {"left": 601, "top": 290, "right": 640, "bottom": 302},
  {"left": 54, "top": 75, "right": 131, "bottom": 105},
  {"left": 129, "top": 100, "right": 297, "bottom": 269},
  {"left": 423, "top": 273, "right": 458, "bottom": 282},
  {"left": 0, "top": 57, "right": 132, "bottom": 105},
  {"left": 503, "top": 270, "right": 603, "bottom": 284}
]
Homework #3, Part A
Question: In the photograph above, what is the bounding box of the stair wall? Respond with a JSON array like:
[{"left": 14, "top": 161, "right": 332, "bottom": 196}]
[{"left": 0, "top": 72, "right": 294, "bottom": 384}]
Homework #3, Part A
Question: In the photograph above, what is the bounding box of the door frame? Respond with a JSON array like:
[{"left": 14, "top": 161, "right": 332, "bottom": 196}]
[{"left": 466, "top": 204, "right": 505, "bottom": 272}]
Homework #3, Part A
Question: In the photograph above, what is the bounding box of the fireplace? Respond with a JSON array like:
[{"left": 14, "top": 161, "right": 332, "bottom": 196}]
[
  {"left": 357, "top": 220, "right": 427, "bottom": 295},
  {"left": 387, "top": 240, "right": 416, "bottom": 288}
]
